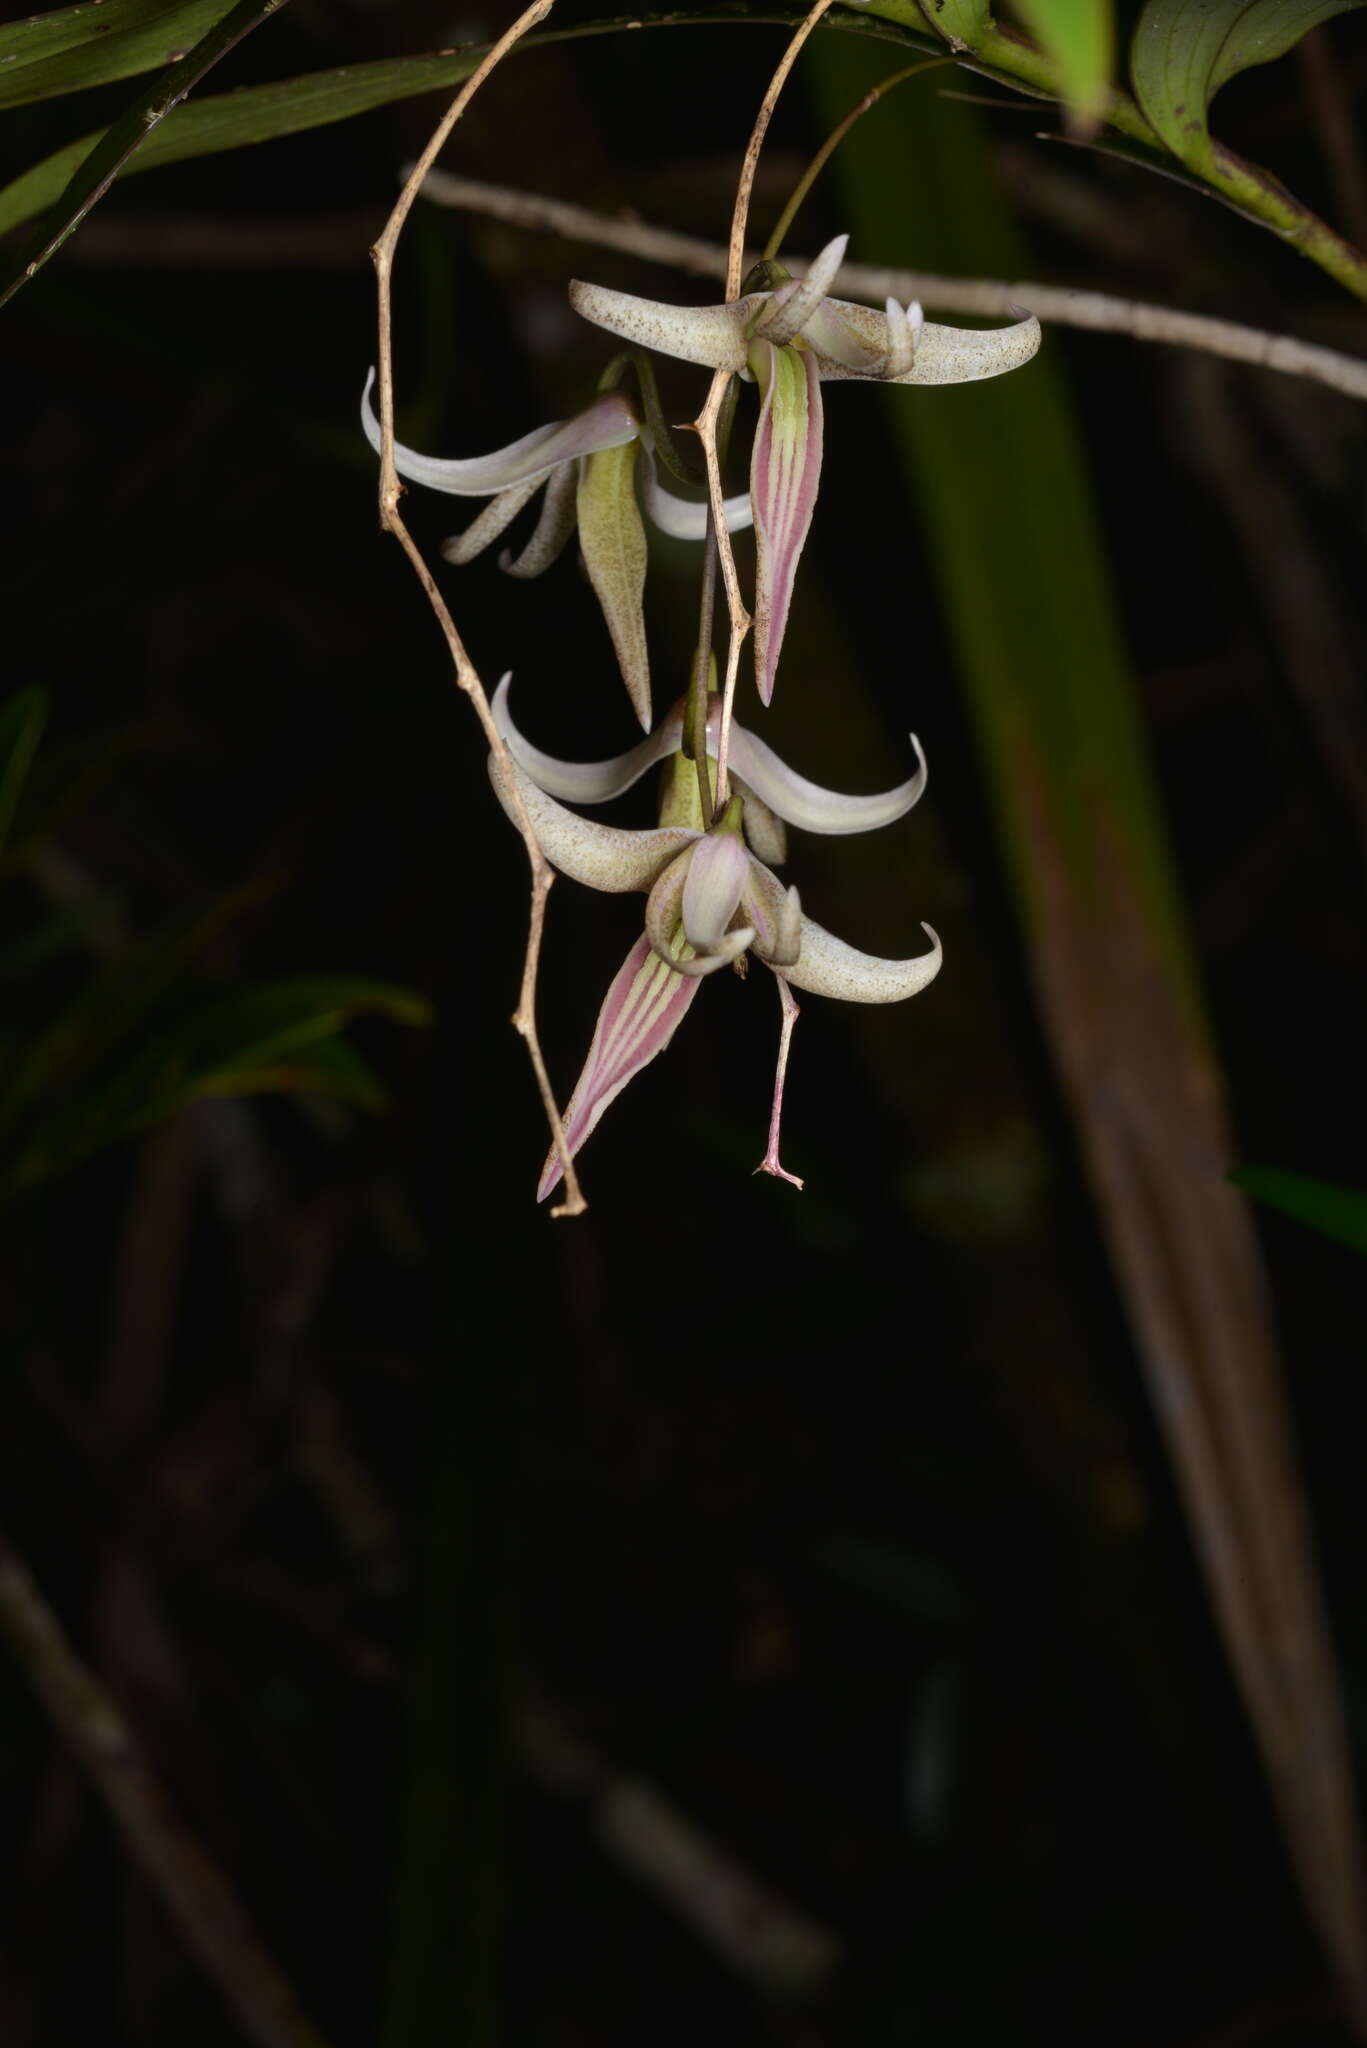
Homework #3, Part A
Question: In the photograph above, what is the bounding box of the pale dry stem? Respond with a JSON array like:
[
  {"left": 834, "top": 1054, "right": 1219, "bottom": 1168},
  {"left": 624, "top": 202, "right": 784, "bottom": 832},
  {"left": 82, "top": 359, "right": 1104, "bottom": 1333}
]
[
  {"left": 756, "top": 971, "right": 803, "bottom": 1188},
  {"left": 418, "top": 171, "right": 1367, "bottom": 405},
  {"left": 369, "top": 0, "right": 585, "bottom": 1218}
]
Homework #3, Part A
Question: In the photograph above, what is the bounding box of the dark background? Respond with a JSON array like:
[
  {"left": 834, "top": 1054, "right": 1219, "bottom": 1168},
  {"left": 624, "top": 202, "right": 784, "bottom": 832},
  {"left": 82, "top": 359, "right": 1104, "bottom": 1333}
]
[{"left": 3, "top": 2, "right": 1367, "bottom": 2043}]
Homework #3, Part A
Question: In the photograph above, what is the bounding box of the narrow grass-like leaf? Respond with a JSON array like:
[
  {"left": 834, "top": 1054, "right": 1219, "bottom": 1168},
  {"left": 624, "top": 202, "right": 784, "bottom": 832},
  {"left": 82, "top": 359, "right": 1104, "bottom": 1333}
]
[
  {"left": 0, "top": 689, "right": 48, "bottom": 862},
  {"left": 2, "top": 4, "right": 1365, "bottom": 296},
  {"left": 811, "top": 45, "right": 1367, "bottom": 2024},
  {"left": 0, "top": 0, "right": 294, "bottom": 306},
  {"left": 0, "top": 0, "right": 236, "bottom": 112},
  {"left": 1233, "top": 1165, "right": 1367, "bottom": 1256},
  {"left": 3, "top": 974, "right": 428, "bottom": 1192}
]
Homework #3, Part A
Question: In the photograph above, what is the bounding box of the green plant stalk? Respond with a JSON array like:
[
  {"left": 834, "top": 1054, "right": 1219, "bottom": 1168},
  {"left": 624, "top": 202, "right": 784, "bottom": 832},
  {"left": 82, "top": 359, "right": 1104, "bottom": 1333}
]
[
  {"left": 4, "top": 6, "right": 1365, "bottom": 301},
  {"left": 858, "top": 0, "right": 1367, "bottom": 299},
  {"left": 809, "top": 44, "right": 1367, "bottom": 2031}
]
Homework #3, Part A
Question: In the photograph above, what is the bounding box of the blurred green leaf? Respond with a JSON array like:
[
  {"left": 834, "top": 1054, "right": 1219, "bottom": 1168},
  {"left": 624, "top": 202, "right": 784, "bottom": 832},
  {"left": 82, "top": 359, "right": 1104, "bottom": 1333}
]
[
  {"left": 3, "top": 973, "right": 429, "bottom": 1192},
  {"left": 1010, "top": 0, "right": 1113, "bottom": 123},
  {"left": 1131, "top": 0, "right": 1366, "bottom": 174},
  {"left": 0, "top": 0, "right": 294, "bottom": 306},
  {"left": 0, "top": 881, "right": 269, "bottom": 1129},
  {"left": 1232, "top": 1165, "right": 1367, "bottom": 1256},
  {"left": 0, "top": 14, "right": 911, "bottom": 243},
  {"left": 0, "top": 0, "right": 237, "bottom": 112},
  {"left": 0, "top": 689, "right": 47, "bottom": 862}
]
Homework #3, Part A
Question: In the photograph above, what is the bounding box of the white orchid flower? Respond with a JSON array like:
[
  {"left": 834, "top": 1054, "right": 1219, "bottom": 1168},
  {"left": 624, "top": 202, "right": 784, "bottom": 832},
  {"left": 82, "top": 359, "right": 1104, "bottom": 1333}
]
[
  {"left": 489, "top": 677, "right": 941, "bottom": 1199},
  {"left": 360, "top": 370, "right": 752, "bottom": 729},
  {"left": 569, "top": 235, "right": 1041, "bottom": 705}
]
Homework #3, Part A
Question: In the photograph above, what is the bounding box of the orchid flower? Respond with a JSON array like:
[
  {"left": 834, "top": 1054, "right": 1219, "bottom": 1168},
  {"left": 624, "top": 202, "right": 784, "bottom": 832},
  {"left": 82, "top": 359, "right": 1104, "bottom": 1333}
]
[
  {"left": 569, "top": 236, "right": 1041, "bottom": 704},
  {"left": 361, "top": 371, "right": 751, "bottom": 729},
  {"left": 489, "top": 677, "right": 941, "bottom": 1199}
]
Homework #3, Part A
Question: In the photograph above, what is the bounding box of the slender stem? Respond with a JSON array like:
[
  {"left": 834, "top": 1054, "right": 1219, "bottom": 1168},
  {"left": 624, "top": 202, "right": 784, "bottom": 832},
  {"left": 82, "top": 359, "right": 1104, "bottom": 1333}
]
[
  {"left": 689, "top": 533, "right": 719, "bottom": 828},
  {"left": 370, "top": 0, "right": 586, "bottom": 1219},
  {"left": 702, "top": 0, "right": 837, "bottom": 812},
  {"left": 725, "top": 0, "right": 837, "bottom": 298},
  {"left": 419, "top": 173, "right": 1367, "bottom": 406},
  {"left": 755, "top": 972, "right": 803, "bottom": 1188},
  {"left": 762, "top": 58, "right": 951, "bottom": 260},
  {"left": 693, "top": 368, "right": 750, "bottom": 812}
]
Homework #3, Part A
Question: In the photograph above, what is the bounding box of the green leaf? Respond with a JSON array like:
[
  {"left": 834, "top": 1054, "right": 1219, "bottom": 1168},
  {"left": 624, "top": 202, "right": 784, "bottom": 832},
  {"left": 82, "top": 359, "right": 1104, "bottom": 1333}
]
[
  {"left": 0, "top": 689, "right": 47, "bottom": 862},
  {"left": 1009, "top": 0, "right": 1113, "bottom": 122},
  {"left": 1131, "top": 0, "right": 1366, "bottom": 173},
  {"left": 915, "top": 0, "right": 992, "bottom": 40},
  {"left": 1232, "top": 1165, "right": 1367, "bottom": 1256},
  {"left": 0, "top": 0, "right": 294, "bottom": 307},
  {"left": 3, "top": 973, "right": 429, "bottom": 1192},
  {"left": 0, "top": 11, "right": 931, "bottom": 245},
  {"left": 0, "top": 0, "right": 238, "bottom": 112}
]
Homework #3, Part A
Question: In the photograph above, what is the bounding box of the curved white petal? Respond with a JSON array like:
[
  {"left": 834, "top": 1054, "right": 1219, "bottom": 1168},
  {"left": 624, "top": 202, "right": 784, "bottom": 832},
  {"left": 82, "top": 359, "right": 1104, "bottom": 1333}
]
[
  {"left": 500, "top": 460, "right": 578, "bottom": 577},
  {"left": 784, "top": 919, "right": 942, "bottom": 1003},
  {"left": 748, "top": 233, "right": 849, "bottom": 346},
  {"left": 569, "top": 281, "right": 758, "bottom": 371},
  {"left": 488, "top": 750, "right": 695, "bottom": 891},
  {"left": 734, "top": 781, "right": 787, "bottom": 866},
  {"left": 639, "top": 447, "right": 753, "bottom": 539},
  {"left": 675, "top": 925, "right": 754, "bottom": 978},
  {"left": 442, "top": 476, "right": 541, "bottom": 566},
  {"left": 725, "top": 719, "right": 927, "bottom": 834},
  {"left": 681, "top": 831, "right": 748, "bottom": 950},
  {"left": 801, "top": 303, "right": 1041, "bottom": 385},
  {"left": 361, "top": 371, "right": 637, "bottom": 494},
  {"left": 492, "top": 675, "right": 683, "bottom": 803}
]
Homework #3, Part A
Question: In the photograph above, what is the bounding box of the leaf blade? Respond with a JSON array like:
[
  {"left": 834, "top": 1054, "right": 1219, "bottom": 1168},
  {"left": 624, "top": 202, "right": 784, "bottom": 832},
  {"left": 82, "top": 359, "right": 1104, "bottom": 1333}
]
[
  {"left": 1232, "top": 1165, "right": 1367, "bottom": 1256},
  {"left": 0, "top": 0, "right": 294, "bottom": 306},
  {"left": 0, "top": 0, "right": 238, "bottom": 112}
]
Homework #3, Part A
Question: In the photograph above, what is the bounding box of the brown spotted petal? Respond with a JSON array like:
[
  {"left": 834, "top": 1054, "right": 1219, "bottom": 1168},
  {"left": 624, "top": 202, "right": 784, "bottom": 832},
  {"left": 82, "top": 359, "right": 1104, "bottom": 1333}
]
[
  {"left": 488, "top": 749, "right": 694, "bottom": 892},
  {"left": 577, "top": 440, "right": 651, "bottom": 728},
  {"left": 799, "top": 299, "right": 1040, "bottom": 385},
  {"left": 785, "top": 918, "right": 943, "bottom": 1002}
]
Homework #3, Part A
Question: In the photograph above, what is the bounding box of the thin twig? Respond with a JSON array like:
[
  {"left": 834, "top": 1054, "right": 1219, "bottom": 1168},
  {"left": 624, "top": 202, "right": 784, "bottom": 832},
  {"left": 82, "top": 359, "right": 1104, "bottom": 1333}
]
[
  {"left": 370, "top": 0, "right": 585, "bottom": 1217},
  {"left": 515, "top": 1699, "right": 841, "bottom": 1997},
  {"left": 762, "top": 58, "right": 950, "bottom": 261},
  {"left": 756, "top": 971, "right": 803, "bottom": 1188},
  {"left": 417, "top": 171, "right": 1367, "bottom": 405},
  {"left": 0, "top": 1529, "right": 331, "bottom": 2048}
]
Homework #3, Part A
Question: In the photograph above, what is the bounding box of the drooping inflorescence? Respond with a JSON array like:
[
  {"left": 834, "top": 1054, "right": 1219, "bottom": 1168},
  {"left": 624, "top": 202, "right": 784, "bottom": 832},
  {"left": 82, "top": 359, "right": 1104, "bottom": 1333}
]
[{"left": 367, "top": 182, "right": 1040, "bottom": 1197}]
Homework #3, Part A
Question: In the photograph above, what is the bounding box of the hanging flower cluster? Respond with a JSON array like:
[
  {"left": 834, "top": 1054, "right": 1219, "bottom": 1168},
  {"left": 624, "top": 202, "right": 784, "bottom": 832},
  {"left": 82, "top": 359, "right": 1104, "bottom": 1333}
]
[{"left": 366, "top": 232, "right": 1039, "bottom": 1195}]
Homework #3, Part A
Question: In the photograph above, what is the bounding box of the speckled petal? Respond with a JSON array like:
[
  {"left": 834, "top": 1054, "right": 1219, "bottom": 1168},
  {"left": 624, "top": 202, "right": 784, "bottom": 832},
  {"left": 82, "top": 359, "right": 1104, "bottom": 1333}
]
[
  {"left": 488, "top": 750, "right": 695, "bottom": 891},
  {"left": 748, "top": 233, "right": 848, "bottom": 346},
  {"left": 802, "top": 303, "right": 1040, "bottom": 385},
  {"left": 578, "top": 442, "right": 650, "bottom": 728},
  {"left": 568, "top": 281, "right": 758, "bottom": 371},
  {"left": 784, "top": 918, "right": 943, "bottom": 1002},
  {"left": 362, "top": 372, "right": 638, "bottom": 492},
  {"left": 499, "top": 461, "right": 578, "bottom": 578},
  {"left": 441, "top": 476, "right": 542, "bottom": 566}
]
